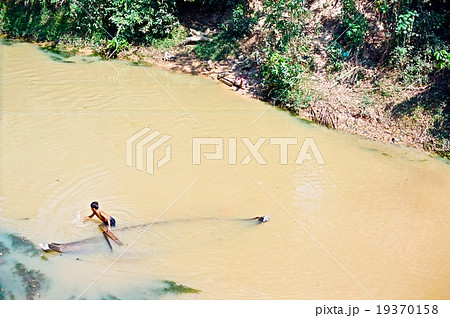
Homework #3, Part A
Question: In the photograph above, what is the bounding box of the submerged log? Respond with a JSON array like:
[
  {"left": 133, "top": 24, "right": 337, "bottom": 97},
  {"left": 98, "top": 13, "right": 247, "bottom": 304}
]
[{"left": 218, "top": 75, "right": 234, "bottom": 87}]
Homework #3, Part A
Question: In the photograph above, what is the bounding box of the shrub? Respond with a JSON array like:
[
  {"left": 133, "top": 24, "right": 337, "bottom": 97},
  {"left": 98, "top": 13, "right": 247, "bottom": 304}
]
[
  {"left": 221, "top": 3, "right": 257, "bottom": 39},
  {"left": 261, "top": 51, "right": 305, "bottom": 106},
  {"left": 326, "top": 42, "right": 345, "bottom": 72},
  {"left": 395, "top": 10, "right": 418, "bottom": 47},
  {"left": 0, "top": 0, "right": 179, "bottom": 46},
  {"left": 263, "top": 0, "right": 307, "bottom": 51},
  {"left": 435, "top": 49, "right": 450, "bottom": 70},
  {"left": 339, "top": 0, "right": 369, "bottom": 49},
  {"left": 194, "top": 2, "right": 256, "bottom": 61}
]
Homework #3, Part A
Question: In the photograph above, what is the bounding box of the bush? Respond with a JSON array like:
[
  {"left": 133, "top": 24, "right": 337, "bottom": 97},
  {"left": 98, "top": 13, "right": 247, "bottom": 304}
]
[
  {"left": 385, "top": 3, "right": 449, "bottom": 83},
  {"left": 194, "top": 33, "right": 240, "bottom": 60},
  {"left": 194, "top": 2, "right": 256, "bottom": 60},
  {"left": 435, "top": 49, "right": 450, "bottom": 70},
  {"left": 0, "top": 0, "right": 179, "bottom": 46},
  {"left": 326, "top": 42, "right": 345, "bottom": 72},
  {"left": 395, "top": 10, "right": 418, "bottom": 47},
  {"left": 339, "top": 0, "right": 369, "bottom": 49},
  {"left": 261, "top": 51, "right": 305, "bottom": 106},
  {"left": 263, "top": 0, "right": 307, "bottom": 51},
  {"left": 221, "top": 3, "right": 257, "bottom": 39}
]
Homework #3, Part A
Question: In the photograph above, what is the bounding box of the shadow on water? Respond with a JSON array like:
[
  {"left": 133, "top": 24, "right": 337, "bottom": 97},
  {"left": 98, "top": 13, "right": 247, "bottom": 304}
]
[
  {"left": 39, "top": 44, "right": 76, "bottom": 63},
  {"left": 37, "top": 44, "right": 103, "bottom": 64},
  {"left": 361, "top": 147, "right": 393, "bottom": 158},
  {"left": 297, "top": 117, "right": 315, "bottom": 125},
  {"left": 0, "top": 37, "right": 17, "bottom": 46}
]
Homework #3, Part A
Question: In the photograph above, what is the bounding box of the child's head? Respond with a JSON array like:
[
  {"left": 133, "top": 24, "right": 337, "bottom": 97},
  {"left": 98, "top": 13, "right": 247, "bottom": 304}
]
[{"left": 90, "top": 201, "right": 99, "bottom": 211}]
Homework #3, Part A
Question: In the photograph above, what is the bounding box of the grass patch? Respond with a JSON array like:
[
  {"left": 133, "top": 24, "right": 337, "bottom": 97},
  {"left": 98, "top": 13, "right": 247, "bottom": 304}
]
[
  {"left": 162, "top": 280, "right": 201, "bottom": 294},
  {"left": 194, "top": 33, "right": 240, "bottom": 61},
  {"left": 150, "top": 26, "right": 188, "bottom": 50}
]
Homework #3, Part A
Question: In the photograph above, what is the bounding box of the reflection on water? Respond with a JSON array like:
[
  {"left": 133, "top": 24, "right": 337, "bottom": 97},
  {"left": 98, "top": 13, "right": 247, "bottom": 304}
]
[{"left": 1, "top": 40, "right": 449, "bottom": 299}]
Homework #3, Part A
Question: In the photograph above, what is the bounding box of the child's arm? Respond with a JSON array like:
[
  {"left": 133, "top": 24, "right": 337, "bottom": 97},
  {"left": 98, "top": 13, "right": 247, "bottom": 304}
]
[
  {"left": 82, "top": 213, "right": 95, "bottom": 222},
  {"left": 100, "top": 210, "right": 112, "bottom": 231}
]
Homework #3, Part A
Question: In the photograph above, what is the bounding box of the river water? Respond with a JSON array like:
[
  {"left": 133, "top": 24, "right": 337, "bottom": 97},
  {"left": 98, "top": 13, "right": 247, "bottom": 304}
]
[{"left": 0, "top": 40, "right": 449, "bottom": 300}]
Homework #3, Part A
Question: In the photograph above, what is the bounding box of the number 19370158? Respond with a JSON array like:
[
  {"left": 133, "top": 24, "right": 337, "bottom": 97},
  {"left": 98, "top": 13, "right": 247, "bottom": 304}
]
[{"left": 377, "top": 304, "right": 438, "bottom": 315}]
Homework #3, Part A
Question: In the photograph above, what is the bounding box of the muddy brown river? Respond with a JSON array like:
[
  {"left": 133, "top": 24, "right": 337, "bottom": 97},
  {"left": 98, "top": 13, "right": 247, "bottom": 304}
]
[{"left": 0, "top": 40, "right": 449, "bottom": 300}]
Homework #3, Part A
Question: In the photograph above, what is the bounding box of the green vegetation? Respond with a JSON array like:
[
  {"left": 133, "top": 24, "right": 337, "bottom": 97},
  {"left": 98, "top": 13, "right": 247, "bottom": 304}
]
[
  {"left": 162, "top": 280, "right": 201, "bottom": 294},
  {"left": 222, "top": 3, "right": 257, "bottom": 38},
  {"left": 150, "top": 24, "right": 188, "bottom": 50},
  {"left": 194, "top": 33, "right": 239, "bottom": 61},
  {"left": 259, "top": 0, "right": 313, "bottom": 109},
  {"left": 261, "top": 50, "right": 305, "bottom": 108},
  {"left": 194, "top": 1, "right": 257, "bottom": 60},
  {"left": 325, "top": 42, "right": 346, "bottom": 72},
  {"left": 0, "top": 0, "right": 180, "bottom": 56},
  {"left": 339, "top": 0, "right": 369, "bottom": 50},
  {"left": 434, "top": 49, "right": 450, "bottom": 70}
]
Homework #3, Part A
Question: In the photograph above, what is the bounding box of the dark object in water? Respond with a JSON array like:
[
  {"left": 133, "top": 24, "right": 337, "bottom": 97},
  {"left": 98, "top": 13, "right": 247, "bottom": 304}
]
[
  {"left": 0, "top": 241, "right": 11, "bottom": 255},
  {"left": 250, "top": 214, "right": 271, "bottom": 223},
  {"left": 218, "top": 74, "right": 234, "bottom": 87},
  {"left": 12, "top": 263, "right": 46, "bottom": 300},
  {"left": 98, "top": 224, "right": 123, "bottom": 246},
  {"left": 101, "top": 293, "right": 121, "bottom": 300},
  {"left": 39, "top": 243, "right": 64, "bottom": 253},
  {"left": 39, "top": 235, "right": 105, "bottom": 253},
  {"left": 9, "top": 234, "right": 40, "bottom": 256},
  {"left": 103, "top": 232, "right": 113, "bottom": 252},
  {"left": 0, "top": 282, "right": 5, "bottom": 300}
]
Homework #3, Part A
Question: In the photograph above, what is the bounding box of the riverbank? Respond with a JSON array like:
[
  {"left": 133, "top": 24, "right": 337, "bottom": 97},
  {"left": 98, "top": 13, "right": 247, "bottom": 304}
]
[
  {"left": 24, "top": 36, "right": 447, "bottom": 159},
  {"left": 1, "top": 0, "right": 448, "bottom": 158}
]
